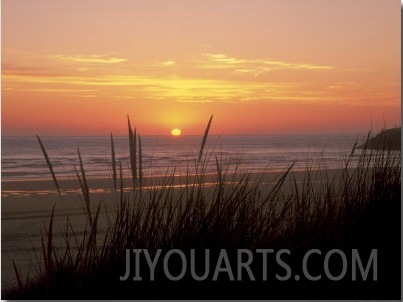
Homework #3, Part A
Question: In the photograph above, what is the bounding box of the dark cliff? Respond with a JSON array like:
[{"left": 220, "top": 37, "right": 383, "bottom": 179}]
[{"left": 359, "top": 127, "right": 401, "bottom": 150}]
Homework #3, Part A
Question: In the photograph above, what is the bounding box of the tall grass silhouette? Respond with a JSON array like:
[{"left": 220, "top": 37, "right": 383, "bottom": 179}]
[{"left": 4, "top": 119, "right": 401, "bottom": 299}]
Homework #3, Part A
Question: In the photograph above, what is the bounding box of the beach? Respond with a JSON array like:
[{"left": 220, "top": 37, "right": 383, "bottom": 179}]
[{"left": 2, "top": 167, "right": 351, "bottom": 289}]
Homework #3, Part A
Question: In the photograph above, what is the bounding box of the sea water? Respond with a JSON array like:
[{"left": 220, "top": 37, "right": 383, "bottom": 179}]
[{"left": 1, "top": 134, "right": 361, "bottom": 181}]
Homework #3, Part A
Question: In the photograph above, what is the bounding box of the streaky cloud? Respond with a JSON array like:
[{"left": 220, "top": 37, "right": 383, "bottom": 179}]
[
  {"left": 201, "top": 53, "right": 335, "bottom": 74},
  {"left": 52, "top": 54, "right": 127, "bottom": 64}
]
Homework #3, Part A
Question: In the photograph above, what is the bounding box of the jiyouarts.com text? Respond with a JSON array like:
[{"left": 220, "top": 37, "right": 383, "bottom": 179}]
[{"left": 119, "top": 248, "right": 377, "bottom": 282}]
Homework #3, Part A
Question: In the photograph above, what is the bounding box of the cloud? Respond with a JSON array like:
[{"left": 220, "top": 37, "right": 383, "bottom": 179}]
[
  {"left": 52, "top": 54, "right": 127, "bottom": 64},
  {"left": 8, "top": 52, "right": 390, "bottom": 105},
  {"left": 2, "top": 70, "right": 301, "bottom": 103},
  {"left": 161, "top": 60, "right": 176, "bottom": 66},
  {"left": 4, "top": 68, "right": 393, "bottom": 105},
  {"left": 200, "top": 53, "right": 335, "bottom": 75},
  {"left": 203, "top": 54, "right": 246, "bottom": 65},
  {"left": 147, "top": 60, "right": 176, "bottom": 68}
]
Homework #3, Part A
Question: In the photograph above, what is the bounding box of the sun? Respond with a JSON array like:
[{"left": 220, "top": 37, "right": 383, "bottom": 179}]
[{"left": 171, "top": 128, "right": 182, "bottom": 136}]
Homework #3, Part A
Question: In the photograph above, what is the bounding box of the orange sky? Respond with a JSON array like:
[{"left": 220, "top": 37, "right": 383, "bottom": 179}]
[{"left": 2, "top": 0, "right": 401, "bottom": 136}]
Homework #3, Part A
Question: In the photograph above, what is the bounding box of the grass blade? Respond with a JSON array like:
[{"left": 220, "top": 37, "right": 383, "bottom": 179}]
[
  {"left": 198, "top": 114, "right": 213, "bottom": 162},
  {"left": 36, "top": 136, "right": 61, "bottom": 195},
  {"left": 12, "top": 260, "right": 23, "bottom": 291},
  {"left": 119, "top": 160, "right": 124, "bottom": 204},
  {"left": 139, "top": 134, "right": 143, "bottom": 190},
  {"left": 111, "top": 133, "right": 117, "bottom": 192},
  {"left": 128, "top": 115, "right": 137, "bottom": 190},
  {"left": 46, "top": 205, "right": 55, "bottom": 275},
  {"left": 78, "top": 148, "right": 92, "bottom": 225}
]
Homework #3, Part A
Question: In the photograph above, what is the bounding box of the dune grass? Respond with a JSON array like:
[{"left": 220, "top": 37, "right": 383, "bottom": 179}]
[{"left": 3, "top": 120, "right": 401, "bottom": 299}]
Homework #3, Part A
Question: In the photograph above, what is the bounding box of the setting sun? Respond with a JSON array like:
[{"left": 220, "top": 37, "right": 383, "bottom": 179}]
[{"left": 171, "top": 128, "right": 182, "bottom": 136}]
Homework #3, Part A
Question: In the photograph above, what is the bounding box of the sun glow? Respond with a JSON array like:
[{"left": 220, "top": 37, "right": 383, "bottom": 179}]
[
  {"left": 2, "top": 2, "right": 400, "bottom": 136},
  {"left": 171, "top": 128, "right": 182, "bottom": 136}
]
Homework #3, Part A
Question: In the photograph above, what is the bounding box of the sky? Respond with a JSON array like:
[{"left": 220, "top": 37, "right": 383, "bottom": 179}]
[{"left": 1, "top": 0, "right": 401, "bottom": 136}]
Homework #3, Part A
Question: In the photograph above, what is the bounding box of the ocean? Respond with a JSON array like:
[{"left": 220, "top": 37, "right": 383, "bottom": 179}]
[{"left": 1, "top": 134, "right": 362, "bottom": 182}]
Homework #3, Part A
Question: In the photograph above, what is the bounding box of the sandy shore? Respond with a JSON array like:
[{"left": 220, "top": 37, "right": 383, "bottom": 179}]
[
  {"left": 2, "top": 167, "right": 350, "bottom": 290},
  {"left": 2, "top": 168, "right": 350, "bottom": 218},
  {"left": 2, "top": 167, "right": 346, "bottom": 196}
]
